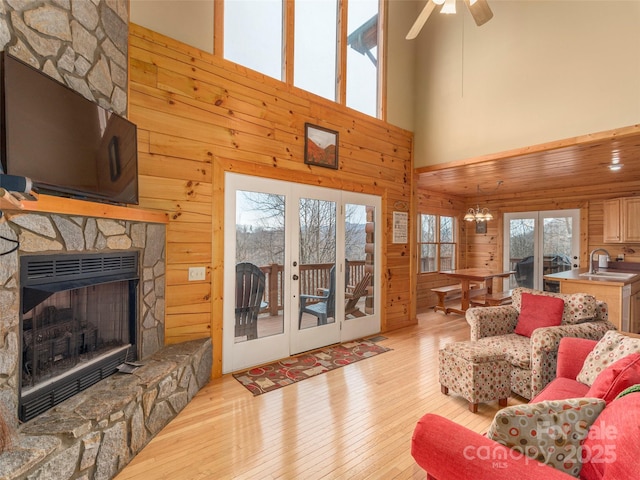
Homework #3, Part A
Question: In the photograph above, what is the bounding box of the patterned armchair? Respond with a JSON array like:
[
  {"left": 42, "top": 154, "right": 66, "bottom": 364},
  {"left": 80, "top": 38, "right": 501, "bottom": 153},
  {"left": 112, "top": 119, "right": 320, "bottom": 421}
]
[{"left": 465, "top": 287, "right": 616, "bottom": 399}]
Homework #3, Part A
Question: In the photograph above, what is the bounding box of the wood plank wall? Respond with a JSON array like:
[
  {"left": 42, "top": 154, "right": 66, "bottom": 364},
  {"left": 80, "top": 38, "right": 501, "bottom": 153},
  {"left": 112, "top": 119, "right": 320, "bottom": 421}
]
[
  {"left": 128, "top": 24, "right": 415, "bottom": 377},
  {"left": 417, "top": 189, "right": 640, "bottom": 310}
]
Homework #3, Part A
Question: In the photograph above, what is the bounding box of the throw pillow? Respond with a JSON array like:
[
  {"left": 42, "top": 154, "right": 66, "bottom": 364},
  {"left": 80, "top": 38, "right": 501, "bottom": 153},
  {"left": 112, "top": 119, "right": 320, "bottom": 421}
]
[
  {"left": 580, "top": 391, "right": 640, "bottom": 480},
  {"left": 576, "top": 330, "right": 640, "bottom": 386},
  {"left": 514, "top": 292, "right": 564, "bottom": 338},
  {"left": 511, "top": 288, "right": 597, "bottom": 325},
  {"left": 487, "top": 398, "right": 606, "bottom": 477},
  {"left": 586, "top": 353, "right": 640, "bottom": 403}
]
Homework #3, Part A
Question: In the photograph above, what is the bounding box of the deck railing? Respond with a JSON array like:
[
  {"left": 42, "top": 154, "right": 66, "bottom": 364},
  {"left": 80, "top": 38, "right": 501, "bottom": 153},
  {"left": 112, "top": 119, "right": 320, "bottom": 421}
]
[{"left": 259, "top": 261, "right": 366, "bottom": 315}]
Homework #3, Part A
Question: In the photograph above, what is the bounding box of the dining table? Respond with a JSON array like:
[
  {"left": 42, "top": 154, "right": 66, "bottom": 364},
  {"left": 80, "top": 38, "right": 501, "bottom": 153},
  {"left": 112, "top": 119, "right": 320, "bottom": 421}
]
[{"left": 439, "top": 268, "right": 515, "bottom": 315}]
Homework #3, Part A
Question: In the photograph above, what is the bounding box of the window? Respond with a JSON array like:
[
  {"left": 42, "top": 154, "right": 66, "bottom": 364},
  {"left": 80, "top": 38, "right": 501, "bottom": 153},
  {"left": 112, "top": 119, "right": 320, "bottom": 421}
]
[
  {"left": 222, "top": 0, "right": 382, "bottom": 119},
  {"left": 224, "top": 0, "right": 283, "bottom": 81},
  {"left": 346, "top": 1, "right": 378, "bottom": 117},
  {"left": 419, "top": 214, "right": 456, "bottom": 273},
  {"left": 294, "top": 0, "right": 338, "bottom": 101}
]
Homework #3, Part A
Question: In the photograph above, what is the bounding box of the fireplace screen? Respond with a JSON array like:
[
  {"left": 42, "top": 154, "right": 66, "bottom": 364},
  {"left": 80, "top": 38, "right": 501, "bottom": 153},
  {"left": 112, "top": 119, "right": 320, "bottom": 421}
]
[
  {"left": 22, "top": 281, "right": 132, "bottom": 390},
  {"left": 19, "top": 251, "right": 138, "bottom": 421}
]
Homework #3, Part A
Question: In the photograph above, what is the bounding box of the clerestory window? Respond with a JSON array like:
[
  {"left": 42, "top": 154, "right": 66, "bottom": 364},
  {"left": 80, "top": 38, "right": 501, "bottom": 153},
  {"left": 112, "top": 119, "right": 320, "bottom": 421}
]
[{"left": 223, "top": 0, "right": 382, "bottom": 118}]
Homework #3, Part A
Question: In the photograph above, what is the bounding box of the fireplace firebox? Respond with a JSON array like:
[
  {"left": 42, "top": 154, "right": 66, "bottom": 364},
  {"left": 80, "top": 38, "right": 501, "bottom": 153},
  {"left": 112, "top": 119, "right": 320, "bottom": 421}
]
[{"left": 19, "top": 251, "right": 139, "bottom": 422}]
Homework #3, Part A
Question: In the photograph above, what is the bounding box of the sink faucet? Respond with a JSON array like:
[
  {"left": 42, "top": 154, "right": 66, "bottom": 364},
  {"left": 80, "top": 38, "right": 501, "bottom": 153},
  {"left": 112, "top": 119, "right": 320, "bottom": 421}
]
[{"left": 589, "top": 248, "right": 611, "bottom": 274}]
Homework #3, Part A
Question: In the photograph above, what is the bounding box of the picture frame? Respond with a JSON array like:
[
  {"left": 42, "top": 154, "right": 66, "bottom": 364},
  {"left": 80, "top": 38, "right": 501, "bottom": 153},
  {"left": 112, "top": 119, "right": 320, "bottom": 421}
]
[
  {"left": 475, "top": 221, "right": 487, "bottom": 234},
  {"left": 304, "top": 123, "right": 339, "bottom": 169}
]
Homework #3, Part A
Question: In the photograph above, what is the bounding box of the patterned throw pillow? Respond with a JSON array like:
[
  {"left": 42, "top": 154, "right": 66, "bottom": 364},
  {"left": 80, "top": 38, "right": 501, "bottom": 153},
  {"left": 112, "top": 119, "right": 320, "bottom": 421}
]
[
  {"left": 486, "top": 398, "right": 606, "bottom": 477},
  {"left": 576, "top": 330, "right": 640, "bottom": 386}
]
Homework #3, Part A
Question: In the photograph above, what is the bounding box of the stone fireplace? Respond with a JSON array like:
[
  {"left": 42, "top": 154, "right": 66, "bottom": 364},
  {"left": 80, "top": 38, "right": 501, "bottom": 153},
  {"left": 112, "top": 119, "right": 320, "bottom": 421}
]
[
  {"left": 0, "top": 212, "right": 212, "bottom": 480},
  {"left": 0, "top": 211, "right": 212, "bottom": 480},
  {"left": 19, "top": 251, "right": 140, "bottom": 422},
  {"left": 0, "top": 213, "right": 166, "bottom": 423}
]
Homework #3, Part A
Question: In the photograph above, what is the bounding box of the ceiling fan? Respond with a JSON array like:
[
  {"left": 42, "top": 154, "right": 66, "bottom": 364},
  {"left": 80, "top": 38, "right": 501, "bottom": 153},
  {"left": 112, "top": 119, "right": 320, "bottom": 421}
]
[{"left": 406, "top": 0, "right": 493, "bottom": 40}]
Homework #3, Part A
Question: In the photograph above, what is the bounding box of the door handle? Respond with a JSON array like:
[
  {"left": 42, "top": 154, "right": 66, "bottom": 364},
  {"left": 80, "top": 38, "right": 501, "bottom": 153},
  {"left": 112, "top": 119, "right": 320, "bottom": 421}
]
[{"left": 292, "top": 275, "right": 299, "bottom": 281}]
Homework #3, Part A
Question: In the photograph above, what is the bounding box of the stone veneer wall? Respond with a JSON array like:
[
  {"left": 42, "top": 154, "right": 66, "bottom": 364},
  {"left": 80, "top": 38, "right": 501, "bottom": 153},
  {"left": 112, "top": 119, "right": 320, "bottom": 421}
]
[{"left": 0, "top": 0, "right": 129, "bottom": 115}]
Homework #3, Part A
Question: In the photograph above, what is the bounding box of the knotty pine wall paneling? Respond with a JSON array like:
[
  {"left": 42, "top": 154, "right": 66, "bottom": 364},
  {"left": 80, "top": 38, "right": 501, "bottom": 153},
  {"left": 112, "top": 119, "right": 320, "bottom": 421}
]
[{"left": 128, "top": 24, "right": 414, "bottom": 377}]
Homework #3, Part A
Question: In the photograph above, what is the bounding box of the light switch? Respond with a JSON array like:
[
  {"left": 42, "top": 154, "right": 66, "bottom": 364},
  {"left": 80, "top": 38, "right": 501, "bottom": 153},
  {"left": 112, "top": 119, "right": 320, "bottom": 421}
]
[{"left": 188, "top": 266, "right": 206, "bottom": 281}]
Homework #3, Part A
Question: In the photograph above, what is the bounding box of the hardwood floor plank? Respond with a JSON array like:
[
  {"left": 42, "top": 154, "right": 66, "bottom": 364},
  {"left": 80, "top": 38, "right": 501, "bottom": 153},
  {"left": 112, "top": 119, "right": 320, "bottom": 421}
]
[{"left": 115, "top": 310, "right": 525, "bottom": 480}]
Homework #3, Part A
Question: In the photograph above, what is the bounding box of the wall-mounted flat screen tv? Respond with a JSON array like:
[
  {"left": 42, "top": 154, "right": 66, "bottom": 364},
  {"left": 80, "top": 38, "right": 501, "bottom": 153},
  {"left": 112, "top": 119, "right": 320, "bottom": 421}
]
[{"left": 0, "top": 53, "right": 138, "bottom": 205}]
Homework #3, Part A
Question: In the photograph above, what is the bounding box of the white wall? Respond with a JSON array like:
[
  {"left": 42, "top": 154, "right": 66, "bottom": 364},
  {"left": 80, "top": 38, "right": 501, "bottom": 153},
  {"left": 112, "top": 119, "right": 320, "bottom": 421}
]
[
  {"left": 385, "top": 0, "right": 418, "bottom": 132},
  {"left": 130, "top": 0, "right": 214, "bottom": 54},
  {"left": 408, "top": 0, "right": 640, "bottom": 168}
]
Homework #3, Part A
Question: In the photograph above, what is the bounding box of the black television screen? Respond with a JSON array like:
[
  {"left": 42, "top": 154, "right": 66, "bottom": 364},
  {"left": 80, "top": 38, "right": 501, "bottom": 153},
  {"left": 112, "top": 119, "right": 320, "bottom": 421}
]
[{"left": 0, "top": 53, "right": 138, "bottom": 205}]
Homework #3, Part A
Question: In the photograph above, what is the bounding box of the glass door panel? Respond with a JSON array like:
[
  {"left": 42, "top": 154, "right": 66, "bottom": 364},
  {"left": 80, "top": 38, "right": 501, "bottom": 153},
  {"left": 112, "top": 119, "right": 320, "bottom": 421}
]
[
  {"left": 541, "top": 213, "right": 577, "bottom": 292},
  {"left": 507, "top": 215, "right": 536, "bottom": 289},
  {"left": 291, "top": 191, "right": 341, "bottom": 355},
  {"left": 341, "top": 194, "right": 380, "bottom": 340},
  {"left": 234, "top": 190, "right": 285, "bottom": 343},
  {"left": 224, "top": 174, "right": 291, "bottom": 373},
  {"left": 297, "top": 197, "right": 337, "bottom": 330},
  {"left": 504, "top": 210, "right": 579, "bottom": 292}
]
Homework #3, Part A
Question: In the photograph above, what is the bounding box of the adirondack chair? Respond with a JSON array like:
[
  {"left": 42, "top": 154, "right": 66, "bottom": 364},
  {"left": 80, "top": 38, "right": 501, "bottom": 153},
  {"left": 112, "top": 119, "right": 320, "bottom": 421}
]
[
  {"left": 235, "top": 262, "right": 266, "bottom": 340},
  {"left": 299, "top": 266, "right": 336, "bottom": 327},
  {"left": 344, "top": 272, "right": 371, "bottom": 318}
]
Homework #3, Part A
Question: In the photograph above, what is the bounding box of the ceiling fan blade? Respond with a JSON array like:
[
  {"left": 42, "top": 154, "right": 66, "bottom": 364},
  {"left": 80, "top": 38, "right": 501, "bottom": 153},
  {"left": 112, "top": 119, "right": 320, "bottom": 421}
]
[
  {"left": 464, "top": 0, "right": 493, "bottom": 26},
  {"left": 406, "top": 1, "right": 437, "bottom": 40}
]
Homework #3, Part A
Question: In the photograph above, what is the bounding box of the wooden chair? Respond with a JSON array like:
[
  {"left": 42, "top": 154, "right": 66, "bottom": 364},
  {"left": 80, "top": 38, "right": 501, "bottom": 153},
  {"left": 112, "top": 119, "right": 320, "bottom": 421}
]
[
  {"left": 299, "top": 266, "right": 336, "bottom": 327},
  {"left": 235, "top": 262, "right": 266, "bottom": 340},
  {"left": 345, "top": 272, "right": 372, "bottom": 318}
]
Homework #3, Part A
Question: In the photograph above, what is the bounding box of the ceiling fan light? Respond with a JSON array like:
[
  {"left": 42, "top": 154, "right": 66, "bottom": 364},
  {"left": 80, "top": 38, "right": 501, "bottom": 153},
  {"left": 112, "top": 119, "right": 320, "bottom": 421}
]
[
  {"left": 433, "top": 0, "right": 446, "bottom": 5},
  {"left": 441, "top": 0, "right": 456, "bottom": 14}
]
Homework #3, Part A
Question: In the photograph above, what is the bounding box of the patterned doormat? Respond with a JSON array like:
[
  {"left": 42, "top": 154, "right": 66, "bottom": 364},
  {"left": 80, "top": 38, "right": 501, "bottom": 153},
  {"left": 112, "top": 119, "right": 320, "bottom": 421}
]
[{"left": 233, "top": 339, "right": 392, "bottom": 395}]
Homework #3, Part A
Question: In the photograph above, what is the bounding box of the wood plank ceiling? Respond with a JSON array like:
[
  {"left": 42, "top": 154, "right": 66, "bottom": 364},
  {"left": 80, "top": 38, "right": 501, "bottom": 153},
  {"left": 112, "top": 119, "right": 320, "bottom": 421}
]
[{"left": 415, "top": 125, "right": 640, "bottom": 201}]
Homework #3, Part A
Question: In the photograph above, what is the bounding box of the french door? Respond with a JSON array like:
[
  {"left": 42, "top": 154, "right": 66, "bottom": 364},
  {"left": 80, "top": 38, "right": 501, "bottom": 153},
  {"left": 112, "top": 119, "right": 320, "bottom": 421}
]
[
  {"left": 503, "top": 210, "right": 580, "bottom": 292},
  {"left": 223, "top": 173, "right": 381, "bottom": 373}
]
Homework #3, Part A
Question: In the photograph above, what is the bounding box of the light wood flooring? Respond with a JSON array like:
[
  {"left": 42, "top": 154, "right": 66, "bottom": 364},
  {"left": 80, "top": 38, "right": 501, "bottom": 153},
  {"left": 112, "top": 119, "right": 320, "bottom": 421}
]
[{"left": 116, "top": 308, "right": 525, "bottom": 480}]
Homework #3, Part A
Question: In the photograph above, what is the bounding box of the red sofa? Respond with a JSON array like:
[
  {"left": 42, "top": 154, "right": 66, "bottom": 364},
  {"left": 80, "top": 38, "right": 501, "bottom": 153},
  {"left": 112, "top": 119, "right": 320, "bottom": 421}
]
[{"left": 411, "top": 337, "right": 640, "bottom": 479}]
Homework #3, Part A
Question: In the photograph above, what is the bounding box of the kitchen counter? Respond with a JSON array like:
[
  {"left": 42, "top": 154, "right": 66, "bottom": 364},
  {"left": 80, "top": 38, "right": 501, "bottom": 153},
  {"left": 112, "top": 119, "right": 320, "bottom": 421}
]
[
  {"left": 544, "top": 269, "right": 640, "bottom": 333},
  {"left": 544, "top": 269, "right": 640, "bottom": 285}
]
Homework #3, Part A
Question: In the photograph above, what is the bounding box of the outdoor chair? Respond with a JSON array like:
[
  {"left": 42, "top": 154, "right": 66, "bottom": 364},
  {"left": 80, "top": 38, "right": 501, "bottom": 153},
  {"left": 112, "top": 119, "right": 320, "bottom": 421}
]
[
  {"left": 344, "top": 272, "right": 371, "bottom": 318},
  {"left": 235, "top": 262, "right": 266, "bottom": 340},
  {"left": 299, "top": 265, "right": 336, "bottom": 327}
]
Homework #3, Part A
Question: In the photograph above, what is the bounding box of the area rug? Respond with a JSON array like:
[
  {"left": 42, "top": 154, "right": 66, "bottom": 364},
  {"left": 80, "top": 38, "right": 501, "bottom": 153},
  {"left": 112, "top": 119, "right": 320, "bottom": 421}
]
[{"left": 233, "top": 339, "right": 392, "bottom": 395}]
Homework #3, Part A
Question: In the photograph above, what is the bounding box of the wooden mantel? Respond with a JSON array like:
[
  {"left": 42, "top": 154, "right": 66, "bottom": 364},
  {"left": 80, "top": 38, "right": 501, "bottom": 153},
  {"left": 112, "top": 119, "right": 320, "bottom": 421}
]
[{"left": 0, "top": 188, "right": 168, "bottom": 224}]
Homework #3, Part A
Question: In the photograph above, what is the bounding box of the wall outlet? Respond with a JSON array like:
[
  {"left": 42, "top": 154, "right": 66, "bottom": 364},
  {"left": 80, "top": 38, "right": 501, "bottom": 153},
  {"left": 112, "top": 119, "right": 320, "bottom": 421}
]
[{"left": 188, "top": 266, "right": 206, "bottom": 281}]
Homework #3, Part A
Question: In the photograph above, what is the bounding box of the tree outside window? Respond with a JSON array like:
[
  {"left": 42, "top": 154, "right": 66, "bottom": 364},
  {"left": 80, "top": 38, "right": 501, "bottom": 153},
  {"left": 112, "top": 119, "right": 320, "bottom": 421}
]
[{"left": 419, "top": 214, "right": 456, "bottom": 273}]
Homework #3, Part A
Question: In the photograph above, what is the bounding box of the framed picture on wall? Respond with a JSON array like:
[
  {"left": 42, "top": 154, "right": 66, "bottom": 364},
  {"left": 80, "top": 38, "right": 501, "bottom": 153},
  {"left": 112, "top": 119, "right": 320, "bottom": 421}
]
[
  {"left": 475, "top": 221, "right": 487, "bottom": 234},
  {"left": 304, "top": 123, "right": 339, "bottom": 169}
]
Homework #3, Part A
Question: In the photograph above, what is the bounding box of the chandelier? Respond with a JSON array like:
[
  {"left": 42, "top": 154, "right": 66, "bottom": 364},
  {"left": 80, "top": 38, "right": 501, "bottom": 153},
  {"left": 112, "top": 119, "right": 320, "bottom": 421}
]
[
  {"left": 464, "top": 205, "right": 493, "bottom": 222},
  {"left": 464, "top": 182, "right": 502, "bottom": 222}
]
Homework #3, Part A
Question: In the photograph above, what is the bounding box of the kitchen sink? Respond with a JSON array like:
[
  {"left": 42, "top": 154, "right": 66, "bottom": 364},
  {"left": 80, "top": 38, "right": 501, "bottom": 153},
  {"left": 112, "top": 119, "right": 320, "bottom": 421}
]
[{"left": 578, "top": 271, "right": 638, "bottom": 281}]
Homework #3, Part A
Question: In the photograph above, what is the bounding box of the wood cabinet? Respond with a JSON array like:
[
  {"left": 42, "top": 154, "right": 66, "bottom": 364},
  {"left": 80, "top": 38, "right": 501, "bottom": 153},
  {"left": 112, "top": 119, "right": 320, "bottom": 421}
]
[
  {"left": 603, "top": 197, "right": 640, "bottom": 243},
  {"left": 629, "top": 282, "right": 640, "bottom": 334},
  {"left": 603, "top": 199, "right": 622, "bottom": 243}
]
